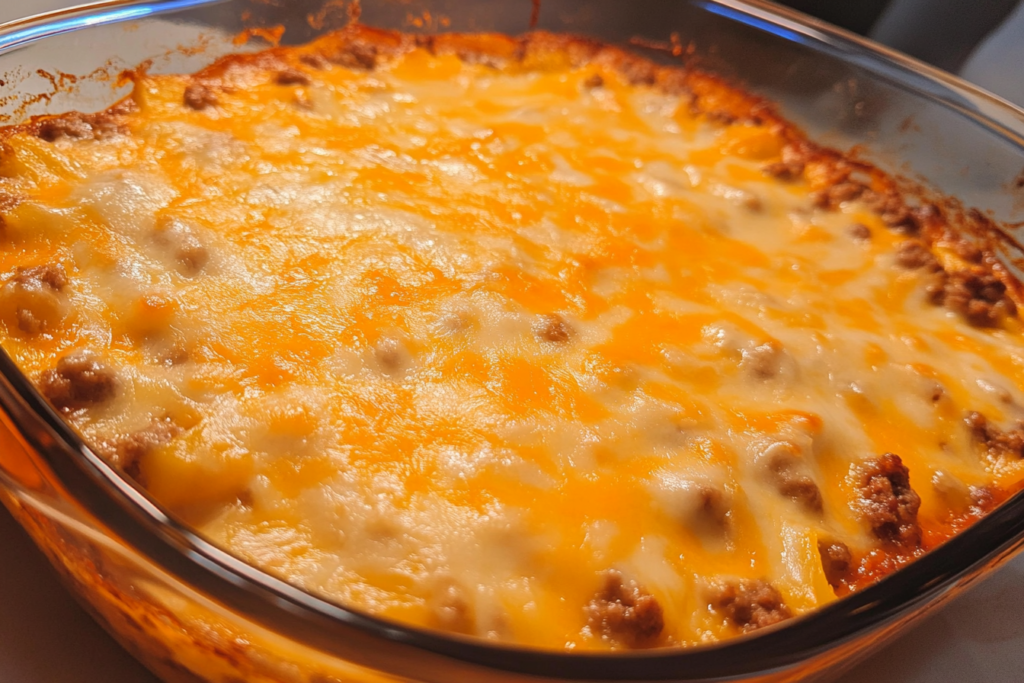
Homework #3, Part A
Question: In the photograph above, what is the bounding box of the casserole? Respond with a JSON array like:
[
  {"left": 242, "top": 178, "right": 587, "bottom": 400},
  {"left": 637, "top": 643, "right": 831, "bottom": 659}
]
[{"left": 2, "top": 0, "right": 1024, "bottom": 681}]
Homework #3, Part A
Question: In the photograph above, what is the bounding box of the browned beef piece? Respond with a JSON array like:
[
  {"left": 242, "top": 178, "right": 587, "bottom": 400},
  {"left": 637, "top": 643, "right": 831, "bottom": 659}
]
[
  {"left": 183, "top": 83, "right": 218, "bottom": 110},
  {"left": 929, "top": 270, "right": 1016, "bottom": 327},
  {"left": 818, "top": 539, "right": 852, "bottom": 589},
  {"left": 38, "top": 351, "right": 117, "bottom": 412},
  {"left": 858, "top": 453, "right": 921, "bottom": 548},
  {"left": 585, "top": 571, "right": 664, "bottom": 648},
  {"left": 709, "top": 579, "right": 791, "bottom": 632},
  {"left": 965, "top": 411, "right": 1024, "bottom": 460}
]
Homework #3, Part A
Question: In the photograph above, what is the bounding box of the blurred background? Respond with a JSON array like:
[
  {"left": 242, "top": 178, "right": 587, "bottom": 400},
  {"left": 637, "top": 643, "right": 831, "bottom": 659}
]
[{"left": 778, "top": 0, "right": 1024, "bottom": 106}]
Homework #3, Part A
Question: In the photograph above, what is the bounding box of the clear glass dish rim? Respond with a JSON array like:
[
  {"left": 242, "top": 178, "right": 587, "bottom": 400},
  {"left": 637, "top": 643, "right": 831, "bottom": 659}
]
[{"left": 1, "top": 1, "right": 1024, "bottom": 680}]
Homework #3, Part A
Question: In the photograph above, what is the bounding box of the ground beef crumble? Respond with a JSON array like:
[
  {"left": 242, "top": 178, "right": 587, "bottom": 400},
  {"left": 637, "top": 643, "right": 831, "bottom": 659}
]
[
  {"left": 895, "top": 240, "right": 942, "bottom": 271},
  {"left": 97, "top": 416, "right": 181, "bottom": 483},
  {"left": 762, "top": 160, "right": 804, "bottom": 181},
  {"left": 762, "top": 444, "right": 823, "bottom": 513},
  {"left": 327, "top": 42, "right": 379, "bottom": 69},
  {"left": 275, "top": 68, "right": 311, "bottom": 86},
  {"left": 36, "top": 115, "right": 93, "bottom": 142},
  {"left": 298, "top": 53, "right": 331, "bottom": 70},
  {"left": 965, "top": 411, "right": 1024, "bottom": 460},
  {"left": 817, "top": 539, "right": 852, "bottom": 589},
  {"left": 862, "top": 189, "right": 921, "bottom": 233},
  {"left": 13, "top": 264, "right": 67, "bottom": 291},
  {"left": 858, "top": 454, "right": 921, "bottom": 548},
  {"left": 694, "top": 485, "right": 730, "bottom": 531},
  {"left": 38, "top": 351, "right": 117, "bottom": 413},
  {"left": 708, "top": 579, "right": 791, "bottom": 632},
  {"left": 812, "top": 180, "right": 864, "bottom": 210},
  {"left": 585, "top": 571, "right": 664, "bottom": 648},
  {"left": 4, "top": 264, "right": 69, "bottom": 334},
  {"left": 183, "top": 83, "right": 218, "bottom": 110},
  {"left": 848, "top": 223, "right": 871, "bottom": 240},
  {"left": 808, "top": 163, "right": 1018, "bottom": 327},
  {"left": 927, "top": 269, "right": 1016, "bottom": 327},
  {"left": 810, "top": 173, "right": 922, "bottom": 234},
  {"left": 153, "top": 218, "right": 209, "bottom": 276}
]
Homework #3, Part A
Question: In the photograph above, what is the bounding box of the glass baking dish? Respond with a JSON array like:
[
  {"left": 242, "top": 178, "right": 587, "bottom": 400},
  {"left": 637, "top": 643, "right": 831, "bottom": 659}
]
[{"left": 2, "top": 1, "right": 1024, "bottom": 681}]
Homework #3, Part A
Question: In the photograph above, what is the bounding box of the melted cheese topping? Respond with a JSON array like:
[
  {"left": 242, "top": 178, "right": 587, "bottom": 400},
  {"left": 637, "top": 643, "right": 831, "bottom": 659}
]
[{"left": 1, "top": 30, "right": 1023, "bottom": 650}]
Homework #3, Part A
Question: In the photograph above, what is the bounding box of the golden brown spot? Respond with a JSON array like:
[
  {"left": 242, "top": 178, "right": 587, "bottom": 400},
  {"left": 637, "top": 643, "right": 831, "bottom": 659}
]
[{"left": 373, "top": 336, "right": 409, "bottom": 375}]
